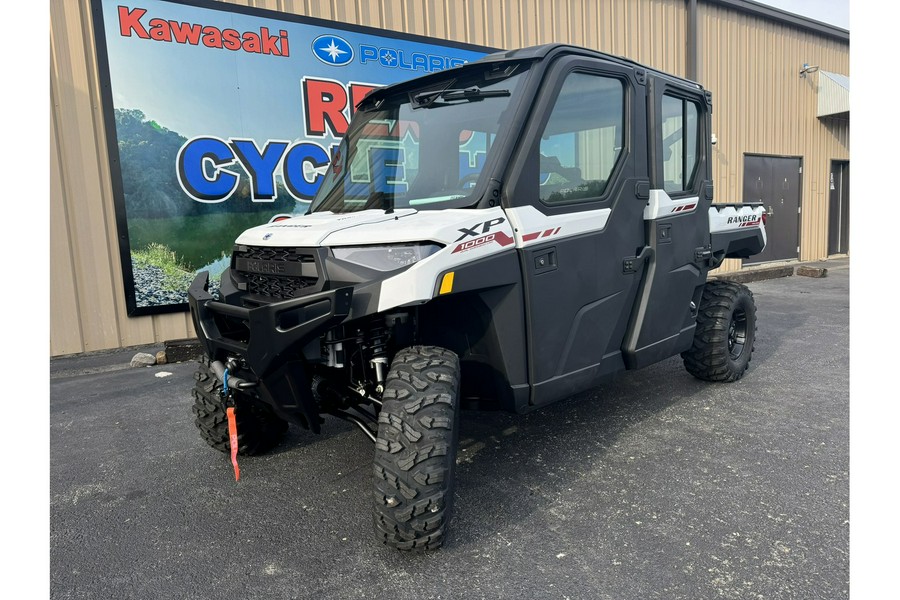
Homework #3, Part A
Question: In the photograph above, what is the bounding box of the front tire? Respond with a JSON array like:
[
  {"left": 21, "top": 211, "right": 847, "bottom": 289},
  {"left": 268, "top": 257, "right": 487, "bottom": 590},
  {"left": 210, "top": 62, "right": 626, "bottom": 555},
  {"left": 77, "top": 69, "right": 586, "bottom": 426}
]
[
  {"left": 682, "top": 280, "right": 757, "bottom": 382},
  {"left": 191, "top": 359, "right": 288, "bottom": 455},
  {"left": 373, "top": 346, "right": 461, "bottom": 551}
]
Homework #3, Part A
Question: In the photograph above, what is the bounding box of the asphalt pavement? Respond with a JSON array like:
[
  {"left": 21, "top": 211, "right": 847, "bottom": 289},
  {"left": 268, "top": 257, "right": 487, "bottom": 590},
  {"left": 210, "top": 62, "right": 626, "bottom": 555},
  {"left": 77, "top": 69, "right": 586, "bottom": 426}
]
[{"left": 50, "top": 259, "right": 849, "bottom": 599}]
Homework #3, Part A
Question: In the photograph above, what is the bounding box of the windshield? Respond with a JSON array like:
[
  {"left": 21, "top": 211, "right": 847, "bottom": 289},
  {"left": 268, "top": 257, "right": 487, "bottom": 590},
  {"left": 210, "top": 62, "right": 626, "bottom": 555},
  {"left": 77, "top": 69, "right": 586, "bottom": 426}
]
[{"left": 309, "top": 63, "right": 529, "bottom": 214}]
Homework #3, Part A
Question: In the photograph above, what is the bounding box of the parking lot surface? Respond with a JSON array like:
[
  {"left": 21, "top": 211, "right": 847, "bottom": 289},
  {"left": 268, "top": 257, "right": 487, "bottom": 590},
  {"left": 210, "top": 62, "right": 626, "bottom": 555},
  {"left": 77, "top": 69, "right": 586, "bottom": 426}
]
[{"left": 50, "top": 260, "right": 849, "bottom": 599}]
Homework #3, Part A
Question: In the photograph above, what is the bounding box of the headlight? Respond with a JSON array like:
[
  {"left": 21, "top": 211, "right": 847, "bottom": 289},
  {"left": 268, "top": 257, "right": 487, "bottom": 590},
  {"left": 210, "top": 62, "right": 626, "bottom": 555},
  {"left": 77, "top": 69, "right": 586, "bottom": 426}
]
[{"left": 331, "top": 243, "right": 443, "bottom": 271}]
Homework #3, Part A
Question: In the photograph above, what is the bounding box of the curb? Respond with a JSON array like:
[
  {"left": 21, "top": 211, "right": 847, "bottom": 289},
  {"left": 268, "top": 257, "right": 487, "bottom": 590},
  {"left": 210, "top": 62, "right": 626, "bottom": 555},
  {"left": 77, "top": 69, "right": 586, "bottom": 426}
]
[
  {"left": 164, "top": 338, "right": 205, "bottom": 363},
  {"left": 711, "top": 265, "right": 794, "bottom": 284},
  {"left": 711, "top": 257, "right": 847, "bottom": 284}
]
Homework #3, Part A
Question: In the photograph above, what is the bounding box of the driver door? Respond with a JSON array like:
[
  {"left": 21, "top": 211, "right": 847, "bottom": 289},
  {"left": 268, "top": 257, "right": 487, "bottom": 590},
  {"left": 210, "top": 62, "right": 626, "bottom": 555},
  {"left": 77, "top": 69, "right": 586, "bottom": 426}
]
[{"left": 503, "top": 56, "right": 650, "bottom": 407}]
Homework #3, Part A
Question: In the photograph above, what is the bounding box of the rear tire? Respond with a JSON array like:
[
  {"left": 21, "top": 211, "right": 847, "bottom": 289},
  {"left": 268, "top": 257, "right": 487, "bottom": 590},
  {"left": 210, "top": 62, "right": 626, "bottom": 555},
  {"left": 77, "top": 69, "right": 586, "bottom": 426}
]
[
  {"left": 682, "top": 280, "right": 757, "bottom": 382},
  {"left": 373, "top": 346, "right": 461, "bottom": 551},
  {"left": 191, "top": 359, "right": 288, "bottom": 456}
]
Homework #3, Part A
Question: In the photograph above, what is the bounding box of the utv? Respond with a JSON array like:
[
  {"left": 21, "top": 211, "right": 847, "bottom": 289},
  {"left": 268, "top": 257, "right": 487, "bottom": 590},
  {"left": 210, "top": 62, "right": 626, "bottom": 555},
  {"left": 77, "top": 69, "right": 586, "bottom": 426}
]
[{"left": 188, "top": 43, "right": 766, "bottom": 551}]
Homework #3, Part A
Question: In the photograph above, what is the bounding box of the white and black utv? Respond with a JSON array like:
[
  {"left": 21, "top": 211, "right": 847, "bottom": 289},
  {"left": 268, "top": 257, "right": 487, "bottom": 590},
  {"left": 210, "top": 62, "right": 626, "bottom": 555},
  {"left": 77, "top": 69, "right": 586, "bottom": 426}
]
[{"left": 188, "top": 43, "right": 767, "bottom": 551}]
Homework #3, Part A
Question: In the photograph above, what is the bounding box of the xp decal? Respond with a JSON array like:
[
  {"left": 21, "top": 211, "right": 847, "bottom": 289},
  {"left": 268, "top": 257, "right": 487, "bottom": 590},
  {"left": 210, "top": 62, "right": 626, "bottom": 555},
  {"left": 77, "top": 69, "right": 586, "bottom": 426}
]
[
  {"left": 451, "top": 231, "right": 516, "bottom": 254},
  {"left": 454, "top": 217, "right": 507, "bottom": 241}
]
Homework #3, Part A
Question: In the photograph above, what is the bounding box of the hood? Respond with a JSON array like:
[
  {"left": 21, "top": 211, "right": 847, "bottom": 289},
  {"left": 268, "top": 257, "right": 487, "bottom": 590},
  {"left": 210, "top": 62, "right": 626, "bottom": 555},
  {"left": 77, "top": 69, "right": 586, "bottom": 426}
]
[
  {"left": 234, "top": 209, "right": 418, "bottom": 246},
  {"left": 234, "top": 208, "right": 510, "bottom": 248}
]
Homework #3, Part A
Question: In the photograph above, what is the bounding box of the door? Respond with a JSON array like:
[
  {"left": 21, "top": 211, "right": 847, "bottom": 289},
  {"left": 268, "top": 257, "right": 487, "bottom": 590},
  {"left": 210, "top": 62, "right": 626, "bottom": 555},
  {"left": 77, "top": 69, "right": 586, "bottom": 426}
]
[
  {"left": 502, "top": 56, "right": 648, "bottom": 407},
  {"left": 621, "top": 81, "right": 714, "bottom": 370},
  {"left": 828, "top": 160, "right": 850, "bottom": 255},
  {"left": 743, "top": 155, "right": 802, "bottom": 265}
]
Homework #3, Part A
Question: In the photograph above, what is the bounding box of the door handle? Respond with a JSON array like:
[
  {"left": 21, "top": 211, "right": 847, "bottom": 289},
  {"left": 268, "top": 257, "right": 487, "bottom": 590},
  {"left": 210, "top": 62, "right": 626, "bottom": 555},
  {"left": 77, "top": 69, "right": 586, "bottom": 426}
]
[{"left": 767, "top": 205, "right": 774, "bottom": 216}]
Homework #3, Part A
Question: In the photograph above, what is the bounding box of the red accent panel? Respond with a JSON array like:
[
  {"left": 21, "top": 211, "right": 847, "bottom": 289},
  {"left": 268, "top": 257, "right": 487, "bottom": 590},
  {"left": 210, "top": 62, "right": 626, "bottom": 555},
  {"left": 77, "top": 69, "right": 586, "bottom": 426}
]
[{"left": 493, "top": 231, "right": 515, "bottom": 247}]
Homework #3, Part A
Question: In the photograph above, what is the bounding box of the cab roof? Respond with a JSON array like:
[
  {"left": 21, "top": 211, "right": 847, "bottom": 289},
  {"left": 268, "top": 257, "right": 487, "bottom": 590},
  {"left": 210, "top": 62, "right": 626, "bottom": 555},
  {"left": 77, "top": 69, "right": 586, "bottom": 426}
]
[{"left": 360, "top": 43, "right": 703, "bottom": 109}]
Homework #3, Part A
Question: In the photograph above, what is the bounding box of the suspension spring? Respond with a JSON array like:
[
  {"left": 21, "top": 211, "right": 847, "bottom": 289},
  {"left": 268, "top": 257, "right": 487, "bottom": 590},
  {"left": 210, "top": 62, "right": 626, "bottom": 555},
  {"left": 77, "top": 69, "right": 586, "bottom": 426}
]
[{"left": 367, "top": 322, "right": 390, "bottom": 388}]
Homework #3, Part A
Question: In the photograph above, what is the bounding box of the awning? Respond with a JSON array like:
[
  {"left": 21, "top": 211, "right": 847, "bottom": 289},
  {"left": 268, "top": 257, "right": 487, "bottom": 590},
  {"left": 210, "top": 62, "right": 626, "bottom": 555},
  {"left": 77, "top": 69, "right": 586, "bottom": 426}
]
[{"left": 817, "top": 70, "right": 849, "bottom": 118}]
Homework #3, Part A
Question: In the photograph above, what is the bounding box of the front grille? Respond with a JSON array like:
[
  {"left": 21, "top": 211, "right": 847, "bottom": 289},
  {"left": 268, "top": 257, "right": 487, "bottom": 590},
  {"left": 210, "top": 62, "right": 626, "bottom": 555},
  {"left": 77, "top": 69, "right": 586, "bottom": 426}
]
[
  {"left": 245, "top": 272, "right": 316, "bottom": 299},
  {"left": 232, "top": 246, "right": 320, "bottom": 302},
  {"left": 237, "top": 247, "right": 313, "bottom": 263}
]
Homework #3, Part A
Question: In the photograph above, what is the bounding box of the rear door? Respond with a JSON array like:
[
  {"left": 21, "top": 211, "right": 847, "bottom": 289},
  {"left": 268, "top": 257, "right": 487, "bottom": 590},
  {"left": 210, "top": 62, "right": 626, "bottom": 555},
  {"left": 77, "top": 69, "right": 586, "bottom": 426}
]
[
  {"left": 621, "top": 78, "right": 713, "bottom": 370},
  {"left": 502, "top": 55, "right": 650, "bottom": 407}
]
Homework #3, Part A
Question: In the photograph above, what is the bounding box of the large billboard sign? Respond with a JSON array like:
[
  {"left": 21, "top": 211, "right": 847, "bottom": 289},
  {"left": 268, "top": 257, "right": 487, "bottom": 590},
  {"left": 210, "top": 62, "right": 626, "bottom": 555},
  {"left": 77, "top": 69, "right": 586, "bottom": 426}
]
[{"left": 92, "top": 0, "right": 492, "bottom": 315}]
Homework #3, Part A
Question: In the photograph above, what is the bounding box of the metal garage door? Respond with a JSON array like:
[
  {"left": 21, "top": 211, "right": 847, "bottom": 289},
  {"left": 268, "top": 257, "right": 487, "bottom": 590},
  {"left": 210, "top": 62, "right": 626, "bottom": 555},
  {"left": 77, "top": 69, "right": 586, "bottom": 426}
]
[{"left": 742, "top": 155, "right": 802, "bottom": 265}]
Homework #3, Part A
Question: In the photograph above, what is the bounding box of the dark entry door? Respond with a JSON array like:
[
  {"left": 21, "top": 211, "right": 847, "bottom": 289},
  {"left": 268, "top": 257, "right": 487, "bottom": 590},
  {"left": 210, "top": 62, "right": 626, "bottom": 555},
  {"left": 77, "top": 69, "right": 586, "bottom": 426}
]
[
  {"left": 828, "top": 161, "right": 850, "bottom": 255},
  {"left": 743, "top": 155, "right": 801, "bottom": 265}
]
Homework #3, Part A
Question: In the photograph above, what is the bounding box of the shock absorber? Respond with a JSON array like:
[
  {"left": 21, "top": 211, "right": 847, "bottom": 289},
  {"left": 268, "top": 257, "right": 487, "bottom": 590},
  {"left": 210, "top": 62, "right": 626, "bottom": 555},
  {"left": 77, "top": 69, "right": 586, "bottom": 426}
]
[
  {"left": 323, "top": 329, "right": 345, "bottom": 368},
  {"left": 367, "top": 320, "right": 389, "bottom": 393}
]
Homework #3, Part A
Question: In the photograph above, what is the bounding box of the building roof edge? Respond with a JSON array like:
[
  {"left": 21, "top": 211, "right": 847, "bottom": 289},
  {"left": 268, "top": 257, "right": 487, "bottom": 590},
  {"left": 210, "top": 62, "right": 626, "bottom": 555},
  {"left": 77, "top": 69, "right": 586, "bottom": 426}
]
[{"left": 706, "top": 0, "right": 849, "bottom": 42}]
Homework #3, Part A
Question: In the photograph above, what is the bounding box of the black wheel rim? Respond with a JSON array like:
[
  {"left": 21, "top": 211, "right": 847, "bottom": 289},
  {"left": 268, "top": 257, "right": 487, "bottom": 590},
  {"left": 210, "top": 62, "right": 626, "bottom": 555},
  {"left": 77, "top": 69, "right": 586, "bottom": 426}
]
[{"left": 728, "top": 308, "right": 748, "bottom": 360}]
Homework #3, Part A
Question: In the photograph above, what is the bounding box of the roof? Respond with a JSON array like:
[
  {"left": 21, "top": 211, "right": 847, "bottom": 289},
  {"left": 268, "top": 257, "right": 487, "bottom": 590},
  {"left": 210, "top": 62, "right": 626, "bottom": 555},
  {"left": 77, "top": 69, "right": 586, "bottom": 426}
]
[
  {"left": 361, "top": 43, "right": 704, "bottom": 108},
  {"left": 817, "top": 70, "right": 850, "bottom": 118},
  {"left": 708, "top": 0, "right": 849, "bottom": 42}
]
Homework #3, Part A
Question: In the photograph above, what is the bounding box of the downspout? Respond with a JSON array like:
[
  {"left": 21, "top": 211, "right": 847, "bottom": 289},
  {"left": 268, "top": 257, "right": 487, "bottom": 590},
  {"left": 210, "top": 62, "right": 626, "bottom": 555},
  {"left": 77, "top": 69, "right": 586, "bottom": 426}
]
[{"left": 687, "top": 0, "right": 698, "bottom": 81}]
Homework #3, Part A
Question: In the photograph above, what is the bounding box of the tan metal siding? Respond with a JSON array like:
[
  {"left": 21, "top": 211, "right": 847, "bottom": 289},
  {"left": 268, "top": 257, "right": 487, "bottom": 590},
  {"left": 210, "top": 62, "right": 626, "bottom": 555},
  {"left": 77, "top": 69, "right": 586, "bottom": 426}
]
[
  {"left": 698, "top": 2, "right": 849, "bottom": 270},
  {"left": 51, "top": 0, "right": 122, "bottom": 354},
  {"left": 50, "top": 100, "right": 85, "bottom": 355},
  {"left": 49, "top": 0, "right": 848, "bottom": 355},
  {"left": 51, "top": 0, "right": 198, "bottom": 355}
]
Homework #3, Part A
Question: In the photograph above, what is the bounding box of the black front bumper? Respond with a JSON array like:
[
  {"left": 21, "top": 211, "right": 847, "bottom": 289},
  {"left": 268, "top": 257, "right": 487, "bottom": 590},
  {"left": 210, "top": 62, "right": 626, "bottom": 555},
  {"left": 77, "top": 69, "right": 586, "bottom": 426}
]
[
  {"left": 188, "top": 272, "right": 353, "bottom": 432},
  {"left": 188, "top": 272, "right": 353, "bottom": 377}
]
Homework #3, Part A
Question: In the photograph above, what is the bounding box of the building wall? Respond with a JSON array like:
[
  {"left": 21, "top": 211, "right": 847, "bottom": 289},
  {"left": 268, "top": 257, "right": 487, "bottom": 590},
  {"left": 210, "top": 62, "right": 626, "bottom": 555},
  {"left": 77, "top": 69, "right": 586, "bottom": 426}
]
[
  {"left": 49, "top": 0, "right": 849, "bottom": 356},
  {"left": 698, "top": 1, "right": 850, "bottom": 268}
]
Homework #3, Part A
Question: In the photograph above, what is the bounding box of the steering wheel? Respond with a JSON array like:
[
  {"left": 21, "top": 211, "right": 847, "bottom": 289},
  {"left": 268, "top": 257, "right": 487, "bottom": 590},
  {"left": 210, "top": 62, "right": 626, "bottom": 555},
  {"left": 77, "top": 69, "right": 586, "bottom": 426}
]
[{"left": 539, "top": 154, "right": 584, "bottom": 187}]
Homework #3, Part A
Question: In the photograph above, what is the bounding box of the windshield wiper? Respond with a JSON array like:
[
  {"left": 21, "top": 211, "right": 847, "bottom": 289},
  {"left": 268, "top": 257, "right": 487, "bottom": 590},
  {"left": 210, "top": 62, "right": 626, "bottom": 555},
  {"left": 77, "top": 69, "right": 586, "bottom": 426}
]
[{"left": 411, "top": 86, "right": 510, "bottom": 109}]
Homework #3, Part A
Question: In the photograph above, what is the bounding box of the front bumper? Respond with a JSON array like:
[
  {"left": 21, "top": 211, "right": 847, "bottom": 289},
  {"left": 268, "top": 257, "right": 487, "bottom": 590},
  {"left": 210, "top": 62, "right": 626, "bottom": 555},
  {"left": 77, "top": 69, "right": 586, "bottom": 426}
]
[
  {"left": 189, "top": 272, "right": 353, "bottom": 432},
  {"left": 188, "top": 271, "right": 353, "bottom": 377}
]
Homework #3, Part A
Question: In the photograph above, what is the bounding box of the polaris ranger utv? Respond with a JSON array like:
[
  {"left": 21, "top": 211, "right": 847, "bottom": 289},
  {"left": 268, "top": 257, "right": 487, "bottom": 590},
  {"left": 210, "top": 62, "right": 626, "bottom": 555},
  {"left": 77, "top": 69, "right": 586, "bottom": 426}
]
[{"left": 188, "top": 43, "right": 766, "bottom": 551}]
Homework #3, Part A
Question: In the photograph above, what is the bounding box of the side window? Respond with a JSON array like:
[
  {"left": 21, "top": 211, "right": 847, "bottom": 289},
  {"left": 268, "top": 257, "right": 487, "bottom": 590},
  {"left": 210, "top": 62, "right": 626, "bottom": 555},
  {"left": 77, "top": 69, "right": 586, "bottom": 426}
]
[
  {"left": 661, "top": 94, "right": 701, "bottom": 194},
  {"left": 538, "top": 72, "right": 624, "bottom": 204}
]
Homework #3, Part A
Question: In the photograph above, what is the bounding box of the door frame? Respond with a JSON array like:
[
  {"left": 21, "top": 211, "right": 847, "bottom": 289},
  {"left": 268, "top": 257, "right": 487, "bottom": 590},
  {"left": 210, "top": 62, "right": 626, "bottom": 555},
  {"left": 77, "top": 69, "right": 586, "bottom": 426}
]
[{"left": 828, "top": 159, "right": 850, "bottom": 256}]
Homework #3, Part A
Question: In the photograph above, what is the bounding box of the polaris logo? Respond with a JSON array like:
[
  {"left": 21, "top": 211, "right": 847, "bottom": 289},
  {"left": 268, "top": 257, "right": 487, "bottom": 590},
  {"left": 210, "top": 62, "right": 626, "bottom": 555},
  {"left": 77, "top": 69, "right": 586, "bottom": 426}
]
[
  {"left": 311, "top": 35, "right": 353, "bottom": 66},
  {"left": 359, "top": 45, "right": 467, "bottom": 73},
  {"left": 309, "top": 33, "right": 469, "bottom": 73},
  {"left": 243, "top": 260, "right": 286, "bottom": 274}
]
